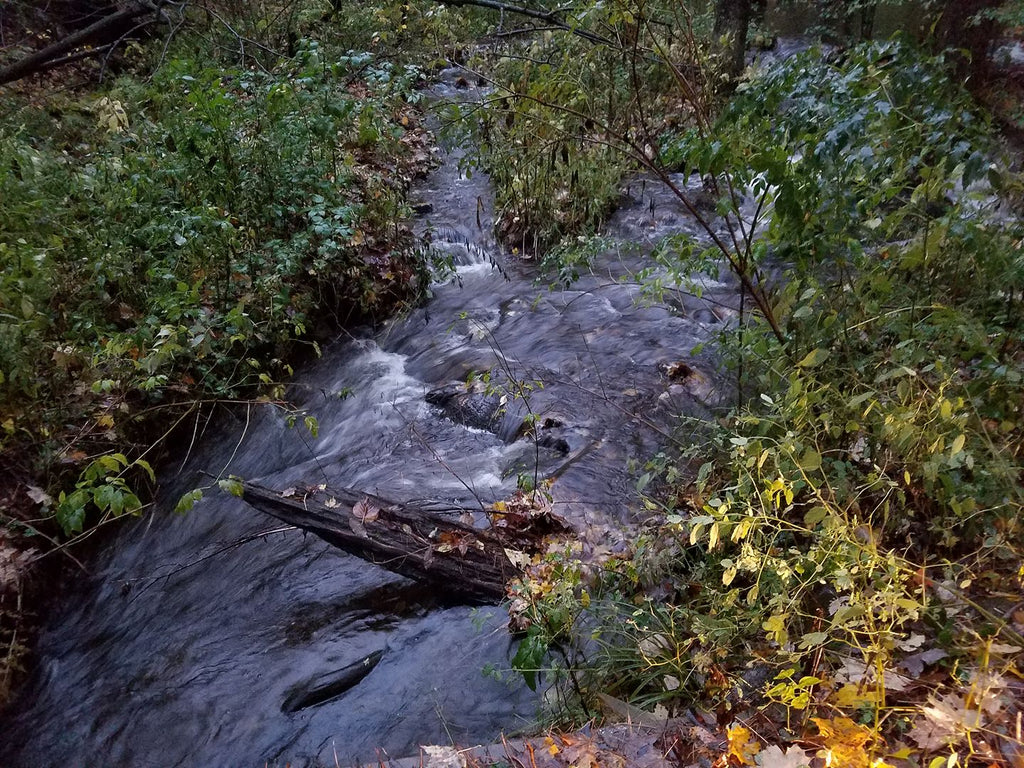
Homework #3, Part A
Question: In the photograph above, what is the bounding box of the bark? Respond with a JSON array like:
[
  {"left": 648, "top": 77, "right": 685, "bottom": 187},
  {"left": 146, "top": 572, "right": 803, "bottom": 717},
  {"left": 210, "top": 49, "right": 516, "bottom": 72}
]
[
  {"left": 713, "top": 0, "right": 751, "bottom": 81},
  {"left": 935, "top": 0, "right": 1000, "bottom": 84},
  {"left": 239, "top": 482, "right": 557, "bottom": 604},
  {"left": 0, "top": 1, "right": 160, "bottom": 86}
]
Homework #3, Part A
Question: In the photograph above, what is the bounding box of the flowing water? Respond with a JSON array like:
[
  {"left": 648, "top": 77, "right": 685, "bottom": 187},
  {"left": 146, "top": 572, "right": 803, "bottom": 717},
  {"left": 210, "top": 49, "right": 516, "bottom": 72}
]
[{"left": 0, "top": 73, "right": 742, "bottom": 767}]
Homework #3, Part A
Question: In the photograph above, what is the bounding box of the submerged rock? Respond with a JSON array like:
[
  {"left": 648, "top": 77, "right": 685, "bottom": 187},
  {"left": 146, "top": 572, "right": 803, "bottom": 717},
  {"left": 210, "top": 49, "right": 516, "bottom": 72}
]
[
  {"left": 425, "top": 382, "right": 504, "bottom": 432},
  {"left": 281, "top": 648, "right": 385, "bottom": 713}
]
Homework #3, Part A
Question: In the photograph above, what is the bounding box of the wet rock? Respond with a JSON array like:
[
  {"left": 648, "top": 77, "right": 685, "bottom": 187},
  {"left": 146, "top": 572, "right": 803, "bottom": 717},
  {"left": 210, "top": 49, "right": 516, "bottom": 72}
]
[
  {"left": 426, "top": 382, "right": 503, "bottom": 432},
  {"left": 281, "top": 648, "right": 385, "bottom": 713}
]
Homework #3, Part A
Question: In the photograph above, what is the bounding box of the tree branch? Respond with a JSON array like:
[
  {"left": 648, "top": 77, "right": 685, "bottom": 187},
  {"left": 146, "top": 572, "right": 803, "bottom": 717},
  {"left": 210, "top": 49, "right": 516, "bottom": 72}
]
[
  {"left": 0, "top": 1, "right": 163, "bottom": 86},
  {"left": 436, "top": 0, "right": 615, "bottom": 47}
]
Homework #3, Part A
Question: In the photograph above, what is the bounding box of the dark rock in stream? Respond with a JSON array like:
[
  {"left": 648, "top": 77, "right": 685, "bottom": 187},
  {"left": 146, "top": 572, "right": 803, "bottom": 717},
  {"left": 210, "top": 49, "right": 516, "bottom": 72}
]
[
  {"left": 426, "top": 382, "right": 503, "bottom": 432},
  {"left": 281, "top": 648, "right": 385, "bottom": 713}
]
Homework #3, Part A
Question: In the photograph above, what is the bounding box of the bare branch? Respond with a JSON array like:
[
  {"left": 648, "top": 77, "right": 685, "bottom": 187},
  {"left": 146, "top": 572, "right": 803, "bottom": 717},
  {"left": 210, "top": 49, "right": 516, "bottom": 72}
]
[{"left": 436, "top": 0, "right": 615, "bottom": 47}]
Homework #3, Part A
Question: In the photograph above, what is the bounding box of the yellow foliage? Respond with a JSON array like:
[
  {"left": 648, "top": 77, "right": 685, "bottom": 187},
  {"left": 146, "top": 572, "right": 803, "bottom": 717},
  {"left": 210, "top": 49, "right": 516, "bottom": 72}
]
[
  {"left": 726, "top": 724, "right": 761, "bottom": 766},
  {"left": 811, "top": 716, "right": 880, "bottom": 768}
]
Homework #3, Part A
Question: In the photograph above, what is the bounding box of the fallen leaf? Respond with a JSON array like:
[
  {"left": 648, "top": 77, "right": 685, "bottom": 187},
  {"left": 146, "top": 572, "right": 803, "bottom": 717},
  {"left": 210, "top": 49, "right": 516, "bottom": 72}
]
[
  {"left": 352, "top": 497, "right": 380, "bottom": 522},
  {"left": 757, "top": 744, "right": 811, "bottom": 768},
  {"left": 907, "top": 692, "right": 982, "bottom": 751},
  {"left": 898, "top": 648, "right": 947, "bottom": 678},
  {"left": 812, "top": 716, "right": 875, "bottom": 768},
  {"left": 421, "top": 745, "right": 466, "bottom": 768},
  {"left": 26, "top": 485, "right": 52, "bottom": 507},
  {"left": 832, "top": 683, "right": 884, "bottom": 708},
  {"left": 835, "top": 656, "right": 912, "bottom": 692},
  {"left": 727, "top": 724, "right": 761, "bottom": 766},
  {"left": 504, "top": 548, "right": 532, "bottom": 569}
]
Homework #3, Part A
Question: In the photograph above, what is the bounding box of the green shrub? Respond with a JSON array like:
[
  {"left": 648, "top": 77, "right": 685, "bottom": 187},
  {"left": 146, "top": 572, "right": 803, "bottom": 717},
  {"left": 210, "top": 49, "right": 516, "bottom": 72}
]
[{"left": 0, "top": 40, "right": 432, "bottom": 534}]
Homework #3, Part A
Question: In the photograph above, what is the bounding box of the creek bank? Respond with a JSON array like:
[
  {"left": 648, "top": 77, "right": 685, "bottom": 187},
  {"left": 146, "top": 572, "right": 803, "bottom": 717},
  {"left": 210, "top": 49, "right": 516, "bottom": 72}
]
[{"left": 0, "top": 60, "right": 740, "bottom": 765}]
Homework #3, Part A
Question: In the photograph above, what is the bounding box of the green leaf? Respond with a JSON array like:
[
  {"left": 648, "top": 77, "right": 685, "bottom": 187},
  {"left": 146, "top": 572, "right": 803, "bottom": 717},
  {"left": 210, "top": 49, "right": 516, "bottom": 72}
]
[
  {"left": 56, "top": 489, "right": 89, "bottom": 535},
  {"left": 218, "top": 477, "right": 244, "bottom": 498},
  {"left": 174, "top": 488, "right": 204, "bottom": 514},
  {"left": 796, "top": 348, "right": 830, "bottom": 368},
  {"left": 511, "top": 632, "right": 548, "bottom": 691},
  {"left": 798, "top": 449, "right": 822, "bottom": 472},
  {"left": 804, "top": 506, "right": 828, "bottom": 527},
  {"left": 134, "top": 459, "right": 156, "bottom": 483}
]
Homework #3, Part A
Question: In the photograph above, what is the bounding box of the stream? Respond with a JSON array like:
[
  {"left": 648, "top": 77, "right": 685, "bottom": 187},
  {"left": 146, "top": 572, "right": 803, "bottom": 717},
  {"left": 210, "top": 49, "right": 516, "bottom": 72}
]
[{"left": 0, "top": 72, "right": 741, "bottom": 767}]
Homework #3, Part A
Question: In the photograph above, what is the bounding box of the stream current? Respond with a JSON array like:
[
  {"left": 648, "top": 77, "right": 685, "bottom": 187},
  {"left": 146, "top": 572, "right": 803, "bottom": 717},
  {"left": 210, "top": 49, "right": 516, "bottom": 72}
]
[{"left": 0, "top": 72, "right": 741, "bottom": 766}]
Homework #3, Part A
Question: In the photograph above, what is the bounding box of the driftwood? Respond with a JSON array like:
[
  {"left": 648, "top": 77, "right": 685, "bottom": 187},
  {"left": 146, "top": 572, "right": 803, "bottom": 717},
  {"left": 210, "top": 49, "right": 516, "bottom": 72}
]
[{"left": 240, "top": 482, "right": 529, "bottom": 604}]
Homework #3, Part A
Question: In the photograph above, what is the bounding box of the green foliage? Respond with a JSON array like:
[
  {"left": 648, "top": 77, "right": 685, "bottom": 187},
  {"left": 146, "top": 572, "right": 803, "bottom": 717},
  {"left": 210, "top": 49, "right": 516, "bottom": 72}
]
[
  {"left": 56, "top": 453, "right": 153, "bottom": 535},
  {"left": 647, "top": 36, "right": 1021, "bottom": 701},
  {"left": 459, "top": 0, "right": 724, "bottom": 253},
  {"left": 518, "top": 41, "right": 1024, "bottom": 729},
  {"left": 0, "top": 37, "right": 433, "bottom": 534}
]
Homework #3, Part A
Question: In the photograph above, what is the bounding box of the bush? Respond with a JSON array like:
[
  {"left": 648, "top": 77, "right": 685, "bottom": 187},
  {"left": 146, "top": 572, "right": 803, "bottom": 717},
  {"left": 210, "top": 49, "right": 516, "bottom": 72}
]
[
  {"left": 516, "top": 41, "right": 1024, "bottom": 754},
  {"left": 0, "top": 40, "right": 433, "bottom": 535}
]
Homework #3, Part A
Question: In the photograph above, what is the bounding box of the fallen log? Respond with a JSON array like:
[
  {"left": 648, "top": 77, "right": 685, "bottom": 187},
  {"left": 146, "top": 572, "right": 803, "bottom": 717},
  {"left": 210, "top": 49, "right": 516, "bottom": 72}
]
[
  {"left": 0, "top": 1, "right": 163, "bottom": 87},
  {"left": 240, "top": 482, "right": 530, "bottom": 604}
]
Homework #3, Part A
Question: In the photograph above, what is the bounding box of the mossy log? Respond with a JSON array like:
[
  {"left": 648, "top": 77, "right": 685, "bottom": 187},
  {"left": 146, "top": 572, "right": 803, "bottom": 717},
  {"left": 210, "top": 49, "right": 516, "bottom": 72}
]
[{"left": 240, "top": 482, "right": 522, "bottom": 604}]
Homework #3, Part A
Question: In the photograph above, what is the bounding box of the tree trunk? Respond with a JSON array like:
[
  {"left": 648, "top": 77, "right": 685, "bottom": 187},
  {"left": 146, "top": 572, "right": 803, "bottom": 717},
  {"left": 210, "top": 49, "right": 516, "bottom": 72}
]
[
  {"left": 239, "top": 482, "right": 568, "bottom": 604},
  {"left": 713, "top": 0, "right": 751, "bottom": 81}
]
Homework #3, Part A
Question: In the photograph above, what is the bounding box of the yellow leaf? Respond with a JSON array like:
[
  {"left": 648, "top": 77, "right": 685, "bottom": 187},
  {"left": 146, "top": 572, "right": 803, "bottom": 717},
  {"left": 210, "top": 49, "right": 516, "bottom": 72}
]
[
  {"left": 812, "top": 716, "right": 875, "bottom": 768},
  {"left": 726, "top": 724, "right": 760, "bottom": 766},
  {"left": 97, "top": 413, "right": 115, "bottom": 428},
  {"left": 832, "top": 683, "right": 884, "bottom": 708},
  {"left": 544, "top": 736, "right": 560, "bottom": 756},
  {"left": 939, "top": 399, "right": 952, "bottom": 419},
  {"left": 949, "top": 433, "right": 965, "bottom": 457}
]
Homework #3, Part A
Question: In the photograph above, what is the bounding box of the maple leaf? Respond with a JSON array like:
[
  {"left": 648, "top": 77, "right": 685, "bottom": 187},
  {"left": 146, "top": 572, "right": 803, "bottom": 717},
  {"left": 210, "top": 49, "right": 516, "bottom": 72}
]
[
  {"left": 811, "top": 716, "right": 876, "bottom": 768},
  {"left": 727, "top": 724, "right": 761, "bottom": 766},
  {"left": 756, "top": 744, "right": 811, "bottom": 768},
  {"left": 907, "top": 691, "right": 983, "bottom": 751}
]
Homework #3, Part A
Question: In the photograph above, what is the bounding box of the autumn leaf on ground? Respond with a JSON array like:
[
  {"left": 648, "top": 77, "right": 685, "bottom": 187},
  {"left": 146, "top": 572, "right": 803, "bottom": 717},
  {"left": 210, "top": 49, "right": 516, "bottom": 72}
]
[
  {"left": 831, "top": 682, "right": 884, "bottom": 709},
  {"left": 756, "top": 744, "right": 811, "bottom": 768},
  {"left": 907, "top": 691, "right": 983, "bottom": 751},
  {"left": 352, "top": 497, "right": 380, "bottom": 522},
  {"left": 811, "top": 716, "right": 880, "bottom": 768},
  {"left": 421, "top": 745, "right": 466, "bottom": 768},
  {"left": 726, "top": 724, "right": 761, "bottom": 766}
]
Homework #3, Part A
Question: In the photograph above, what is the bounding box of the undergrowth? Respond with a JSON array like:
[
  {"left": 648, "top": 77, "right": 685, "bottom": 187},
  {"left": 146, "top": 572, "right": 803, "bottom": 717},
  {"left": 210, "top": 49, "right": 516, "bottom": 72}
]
[
  {"left": 509, "top": 39, "right": 1024, "bottom": 768},
  {"left": 454, "top": 0, "right": 727, "bottom": 254},
  {"left": 0, "top": 32, "right": 439, "bottom": 539}
]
